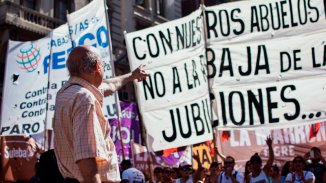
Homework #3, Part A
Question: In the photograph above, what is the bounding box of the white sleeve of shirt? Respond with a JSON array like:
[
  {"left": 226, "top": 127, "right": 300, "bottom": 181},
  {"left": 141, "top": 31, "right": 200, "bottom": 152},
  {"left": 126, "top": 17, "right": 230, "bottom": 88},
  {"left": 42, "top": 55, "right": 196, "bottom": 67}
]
[
  {"left": 236, "top": 172, "right": 244, "bottom": 183},
  {"left": 121, "top": 170, "right": 129, "bottom": 180},
  {"left": 285, "top": 173, "right": 293, "bottom": 181},
  {"left": 305, "top": 171, "right": 315, "bottom": 180}
]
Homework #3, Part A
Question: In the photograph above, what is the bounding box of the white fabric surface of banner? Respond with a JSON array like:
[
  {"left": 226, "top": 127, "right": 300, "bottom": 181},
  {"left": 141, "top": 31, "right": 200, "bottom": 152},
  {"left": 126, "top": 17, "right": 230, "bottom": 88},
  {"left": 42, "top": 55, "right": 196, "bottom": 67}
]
[
  {"left": 215, "top": 77, "right": 326, "bottom": 129},
  {"left": 67, "top": 0, "right": 117, "bottom": 119},
  {"left": 207, "top": 0, "right": 326, "bottom": 130},
  {"left": 205, "top": 0, "right": 326, "bottom": 42},
  {"left": 1, "top": 37, "right": 51, "bottom": 136},
  {"left": 209, "top": 31, "right": 326, "bottom": 87},
  {"left": 125, "top": 9, "right": 213, "bottom": 151}
]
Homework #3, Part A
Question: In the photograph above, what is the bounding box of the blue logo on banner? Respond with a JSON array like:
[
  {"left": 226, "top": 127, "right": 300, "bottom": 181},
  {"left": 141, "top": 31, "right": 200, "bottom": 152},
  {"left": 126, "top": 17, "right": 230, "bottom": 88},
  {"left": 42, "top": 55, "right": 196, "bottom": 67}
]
[{"left": 16, "top": 43, "right": 41, "bottom": 72}]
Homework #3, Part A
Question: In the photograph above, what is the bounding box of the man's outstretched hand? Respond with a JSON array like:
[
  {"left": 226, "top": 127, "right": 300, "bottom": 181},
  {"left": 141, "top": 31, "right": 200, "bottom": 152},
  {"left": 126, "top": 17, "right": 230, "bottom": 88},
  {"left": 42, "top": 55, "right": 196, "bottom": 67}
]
[{"left": 131, "top": 64, "right": 149, "bottom": 82}]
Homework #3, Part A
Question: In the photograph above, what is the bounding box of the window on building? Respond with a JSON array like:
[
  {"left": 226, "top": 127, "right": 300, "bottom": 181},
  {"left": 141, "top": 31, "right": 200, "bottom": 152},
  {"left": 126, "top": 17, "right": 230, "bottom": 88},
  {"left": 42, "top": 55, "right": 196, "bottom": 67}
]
[
  {"left": 20, "top": 0, "right": 36, "bottom": 10},
  {"left": 54, "top": 0, "right": 74, "bottom": 21},
  {"left": 155, "top": 0, "right": 164, "bottom": 16}
]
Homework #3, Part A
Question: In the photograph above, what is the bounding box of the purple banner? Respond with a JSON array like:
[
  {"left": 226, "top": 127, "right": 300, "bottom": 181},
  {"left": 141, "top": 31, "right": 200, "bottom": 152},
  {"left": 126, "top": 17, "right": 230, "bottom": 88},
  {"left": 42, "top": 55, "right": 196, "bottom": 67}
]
[{"left": 109, "top": 101, "right": 142, "bottom": 163}]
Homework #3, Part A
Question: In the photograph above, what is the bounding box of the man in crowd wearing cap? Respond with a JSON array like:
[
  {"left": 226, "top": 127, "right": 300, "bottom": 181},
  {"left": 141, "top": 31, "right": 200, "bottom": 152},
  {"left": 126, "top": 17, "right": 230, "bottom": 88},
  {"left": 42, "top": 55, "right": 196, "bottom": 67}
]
[
  {"left": 175, "top": 161, "right": 194, "bottom": 183},
  {"left": 153, "top": 167, "right": 163, "bottom": 183},
  {"left": 162, "top": 167, "right": 175, "bottom": 183},
  {"left": 120, "top": 159, "right": 145, "bottom": 183}
]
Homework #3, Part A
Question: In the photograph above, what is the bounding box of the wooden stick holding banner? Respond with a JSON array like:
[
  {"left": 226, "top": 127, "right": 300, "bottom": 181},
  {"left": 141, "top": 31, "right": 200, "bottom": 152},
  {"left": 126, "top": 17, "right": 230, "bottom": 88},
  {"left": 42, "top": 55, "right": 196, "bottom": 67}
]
[
  {"left": 43, "top": 32, "right": 54, "bottom": 151},
  {"left": 66, "top": 10, "right": 75, "bottom": 48},
  {"left": 103, "top": 0, "right": 125, "bottom": 160},
  {"left": 200, "top": 0, "right": 218, "bottom": 163}
]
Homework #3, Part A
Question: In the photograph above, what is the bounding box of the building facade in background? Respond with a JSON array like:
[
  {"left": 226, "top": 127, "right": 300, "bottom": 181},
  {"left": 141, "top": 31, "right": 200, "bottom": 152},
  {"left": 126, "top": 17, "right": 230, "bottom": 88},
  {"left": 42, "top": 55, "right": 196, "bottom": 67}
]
[{"left": 0, "top": 0, "right": 231, "bottom": 102}]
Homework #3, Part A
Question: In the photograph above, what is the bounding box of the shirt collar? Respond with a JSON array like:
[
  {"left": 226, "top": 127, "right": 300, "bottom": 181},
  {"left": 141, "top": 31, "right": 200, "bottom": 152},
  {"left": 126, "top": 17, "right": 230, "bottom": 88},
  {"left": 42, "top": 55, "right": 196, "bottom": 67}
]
[{"left": 68, "top": 76, "right": 104, "bottom": 103}]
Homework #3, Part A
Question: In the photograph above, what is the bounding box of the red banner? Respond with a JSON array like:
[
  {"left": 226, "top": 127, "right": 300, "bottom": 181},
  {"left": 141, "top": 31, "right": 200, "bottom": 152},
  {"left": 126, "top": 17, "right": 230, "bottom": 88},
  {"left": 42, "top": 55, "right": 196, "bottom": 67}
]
[
  {"left": 1, "top": 136, "right": 42, "bottom": 182},
  {"left": 219, "top": 122, "right": 326, "bottom": 172}
]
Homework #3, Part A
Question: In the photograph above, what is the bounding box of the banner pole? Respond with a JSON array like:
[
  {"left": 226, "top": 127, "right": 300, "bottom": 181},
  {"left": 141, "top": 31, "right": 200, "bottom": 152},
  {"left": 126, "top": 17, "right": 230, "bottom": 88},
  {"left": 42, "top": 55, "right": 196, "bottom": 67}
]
[
  {"left": 66, "top": 10, "right": 75, "bottom": 49},
  {"left": 147, "top": 147, "right": 154, "bottom": 181},
  {"left": 103, "top": 0, "right": 125, "bottom": 160},
  {"left": 200, "top": 0, "right": 218, "bottom": 163},
  {"left": 212, "top": 128, "right": 218, "bottom": 162},
  {"left": 43, "top": 33, "right": 54, "bottom": 151}
]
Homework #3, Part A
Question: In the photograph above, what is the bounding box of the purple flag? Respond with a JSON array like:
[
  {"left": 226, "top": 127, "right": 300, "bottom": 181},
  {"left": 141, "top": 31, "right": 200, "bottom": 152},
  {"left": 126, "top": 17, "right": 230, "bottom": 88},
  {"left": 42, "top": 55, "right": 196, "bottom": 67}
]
[{"left": 109, "top": 101, "right": 141, "bottom": 162}]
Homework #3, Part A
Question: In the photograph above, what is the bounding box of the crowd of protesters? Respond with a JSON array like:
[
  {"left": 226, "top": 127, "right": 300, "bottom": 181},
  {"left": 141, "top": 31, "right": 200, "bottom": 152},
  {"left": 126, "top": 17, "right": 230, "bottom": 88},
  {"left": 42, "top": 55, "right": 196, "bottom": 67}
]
[
  {"left": 115, "top": 136, "right": 325, "bottom": 183},
  {"left": 25, "top": 136, "right": 326, "bottom": 183}
]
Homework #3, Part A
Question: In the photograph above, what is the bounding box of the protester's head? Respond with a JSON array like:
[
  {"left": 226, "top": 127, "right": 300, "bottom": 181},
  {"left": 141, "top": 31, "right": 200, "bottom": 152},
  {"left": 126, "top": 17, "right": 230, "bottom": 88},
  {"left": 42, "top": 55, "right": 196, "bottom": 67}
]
[
  {"left": 120, "top": 159, "right": 132, "bottom": 172},
  {"left": 224, "top": 156, "right": 236, "bottom": 170},
  {"left": 172, "top": 167, "right": 180, "bottom": 179},
  {"left": 162, "top": 167, "right": 174, "bottom": 183},
  {"left": 250, "top": 153, "right": 262, "bottom": 173},
  {"left": 154, "top": 166, "right": 163, "bottom": 181},
  {"left": 179, "top": 161, "right": 193, "bottom": 178},
  {"left": 292, "top": 156, "right": 306, "bottom": 171},
  {"left": 310, "top": 146, "right": 322, "bottom": 163},
  {"left": 209, "top": 162, "right": 221, "bottom": 175},
  {"left": 67, "top": 46, "right": 104, "bottom": 87},
  {"left": 281, "top": 161, "right": 293, "bottom": 176}
]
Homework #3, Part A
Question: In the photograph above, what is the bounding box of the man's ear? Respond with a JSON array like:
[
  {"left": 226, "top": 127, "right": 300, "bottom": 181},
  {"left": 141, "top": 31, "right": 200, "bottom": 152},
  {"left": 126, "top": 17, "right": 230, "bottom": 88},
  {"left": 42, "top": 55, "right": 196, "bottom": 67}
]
[{"left": 95, "top": 62, "right": 101, "bottom": 73}]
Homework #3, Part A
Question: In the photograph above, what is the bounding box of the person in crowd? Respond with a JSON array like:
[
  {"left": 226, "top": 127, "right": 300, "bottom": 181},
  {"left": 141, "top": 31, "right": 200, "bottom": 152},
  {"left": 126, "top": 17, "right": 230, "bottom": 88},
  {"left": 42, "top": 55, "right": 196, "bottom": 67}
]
[
  {"left": 143, "top": 171, "right": 152, "bottom": 183},
  {"left": 205, "top": 162, "right": 222, "bottom": 183},
  {"left": 175, "top": 161, "right": 195, "bottom": 183},
  {"left": 172, "top": 167, "right": 181, "bottom": 179},
  {"left": 53, "top": 45, "right": 149, "bottom": 183},
  {"left": 120, "top": 159, "right": 146, "bottom": 183},
  {"left": 304, "top": 147, "right": 326, "bottom": 183},
  {"left": 217, "top": 156, "right": 244, "bottom": 183},
  {"left": 244, "top": 161, "right": 252, "bottom": 183},
  {"left": 270, "top": 164, "right": 281, "bottom": 183},
  {"left": 196, "top": 168, "right": 209, "bottom": 183},
  {"left": 285, "top": 156, "right": 315, "bottom": 183},
  {"left": 153, "top": 166, "right": 163, "bottom": 183},
  {"left": 249, "top": 136, "right": 274, "bottom": 183},
  {"left": 162, "top": 167, "right": 175, "bottom": 183},
  {"left": 281, "top": 161, "right": 293, "bottom": 183},
  {"left": 38, "top": 149, "right": 64, "bottom": 183},
  {"left": 193, "top": 154, "right": 206, "bottom": 183}
]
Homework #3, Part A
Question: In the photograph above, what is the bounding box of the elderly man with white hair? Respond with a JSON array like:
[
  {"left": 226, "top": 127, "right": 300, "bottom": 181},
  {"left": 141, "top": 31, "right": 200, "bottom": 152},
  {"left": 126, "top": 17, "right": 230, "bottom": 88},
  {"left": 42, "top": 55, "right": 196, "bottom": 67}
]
[{"left": 53, "top": 45, "right": 149, "bottom": 183}]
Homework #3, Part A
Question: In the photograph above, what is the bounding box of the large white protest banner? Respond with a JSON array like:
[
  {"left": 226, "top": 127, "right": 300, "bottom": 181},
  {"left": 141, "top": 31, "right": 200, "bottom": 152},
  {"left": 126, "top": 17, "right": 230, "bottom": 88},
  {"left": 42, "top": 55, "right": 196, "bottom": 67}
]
[
  {"left": 46, "top": 24, "right": 73, "bottom": 130},
  {"left": 1, "top": 37, "right": 51, "bottom": 136},
  {"left": 125, "top": 9, "right": 213, "bottom": 151},
  {"left": 205, "top": 0, "right": 326, "bottom": 42},
  {"left": 207, "top": 0, "right": 326, "bottom": 130},
  {"left": 67, "top": 0, "right": 117, "bottom": 118}
]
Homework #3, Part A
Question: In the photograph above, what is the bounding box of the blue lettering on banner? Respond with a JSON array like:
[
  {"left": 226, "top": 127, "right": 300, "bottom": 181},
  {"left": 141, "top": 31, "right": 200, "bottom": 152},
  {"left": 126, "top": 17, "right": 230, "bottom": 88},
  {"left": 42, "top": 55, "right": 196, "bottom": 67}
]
[
  {"left": 43, "top": 26, "right": 110, "bottom": 74},
  {"left": 43, "top": 47, "right": 73, "bottom": 74},
  {"left": 77, "top": 25, "right": 109, "bottom": 48}
]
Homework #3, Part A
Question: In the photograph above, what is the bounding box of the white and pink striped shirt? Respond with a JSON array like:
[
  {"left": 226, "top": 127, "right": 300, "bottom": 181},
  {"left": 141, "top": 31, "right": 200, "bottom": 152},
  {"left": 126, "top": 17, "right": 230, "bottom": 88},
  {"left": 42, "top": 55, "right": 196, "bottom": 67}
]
[{"left": 53, "top": 76, "right": 120, "bottom": 182}]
